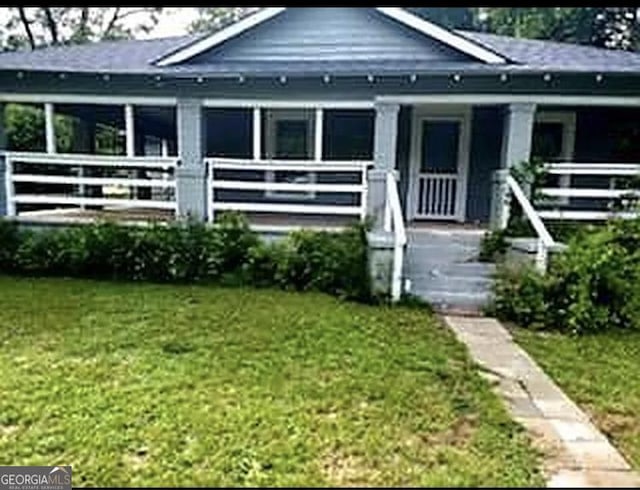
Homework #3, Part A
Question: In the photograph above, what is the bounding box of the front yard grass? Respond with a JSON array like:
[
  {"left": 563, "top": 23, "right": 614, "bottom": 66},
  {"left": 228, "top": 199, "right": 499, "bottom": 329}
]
[
  {"left": 0, "top": 276, "right": 542, "bottom": 487},
  {"left": 516, "top": 328, "right": 640, "bottom": 470}
]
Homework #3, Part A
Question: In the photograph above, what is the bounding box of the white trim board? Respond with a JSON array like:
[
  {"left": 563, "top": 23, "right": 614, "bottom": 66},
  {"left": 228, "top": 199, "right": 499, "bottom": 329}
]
[
  {"left": 154, "top": 7, "right": 508, "bottom": 67},
  {"left": 0, "top": 93, "right": 177, "bottom": 106},
  {"left": 203, "top": 99, "right": 374, "bottom": 109},
  {"left": 156, "top": 8, "right": 286, "bottom": 67},
  {"left": 376, "top": 94, "right": 640, "bottom": 107},
  {"left": 376, "top": 8, "right": 507, "bottom": 64}
]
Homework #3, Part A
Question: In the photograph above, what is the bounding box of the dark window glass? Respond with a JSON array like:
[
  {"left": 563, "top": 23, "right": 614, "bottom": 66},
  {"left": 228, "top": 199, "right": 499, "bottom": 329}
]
[
  {"left": 205, "top": 108, "right": 252, "bottom": 158},
  {"left": 275, "top": 120, "right": 309, "bottom": 159},
  {"left": 324, "top": 110, "right": 374, "bottom": 160},
  {"left": 532, "top": 122, "right": 564, "bottom": 161},
  {"left": 421, "top": 120, "right": 459, "bottom": 173}
]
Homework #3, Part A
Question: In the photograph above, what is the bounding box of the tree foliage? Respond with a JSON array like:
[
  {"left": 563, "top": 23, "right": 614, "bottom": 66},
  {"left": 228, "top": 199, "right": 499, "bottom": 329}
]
[
  {"left": 479, "top": 7, "right": 639, "bottom": 50},
  {"left": 188, "top": 8, "right": 258, "bottom": 34},
  {"left": 2, "top": 7, "right": 163, "bottom": 50}
]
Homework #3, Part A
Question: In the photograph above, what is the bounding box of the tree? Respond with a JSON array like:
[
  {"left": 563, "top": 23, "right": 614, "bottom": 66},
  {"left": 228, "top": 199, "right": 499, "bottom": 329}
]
[
  {"left": 188, "top": 8, "right": 258, "bottom": 34},
  {"left": 3, "top": 7, "right": 164, "bottom": 50},
  {"left": 479, "top": 7, "right": 640, "bottom": 51},
  {"left": 1, "top": 8, "right": 163, "bottom": 156},
  {"left": 592, "top": 7, "right": 639, "bottom": 50}
]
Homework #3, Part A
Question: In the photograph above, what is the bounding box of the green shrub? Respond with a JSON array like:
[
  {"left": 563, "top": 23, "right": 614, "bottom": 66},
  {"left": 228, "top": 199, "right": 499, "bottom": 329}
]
[
  {"left": 489, "top": 264, "right": 548, "bottom": 329},
  {"left": 478, "top": 229, "right": 509, "bottom": 262},
  {"left": 0, "top": 213, "right": 372, "bottom": 303},
  {"left": 0, "top": 220, "right": 20, "bottom": 270},
  {"left": 491, "top": 217, "right": 640, "bottom": 334},
  {"left": 276, "top": 225, "right": 370, "bottom": 300}
]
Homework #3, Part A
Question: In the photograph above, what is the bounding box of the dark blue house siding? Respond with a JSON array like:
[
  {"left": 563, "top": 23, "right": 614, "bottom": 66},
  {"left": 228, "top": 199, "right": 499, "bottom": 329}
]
[
  {"left": 465, "top": 106, "right": 504, "bottom": 223},
  {"left": 396, "top": 105, "right": 412, "bottom": 215},
  {"left": 189, "top": 8, "right": 473, "bottom": 67}
]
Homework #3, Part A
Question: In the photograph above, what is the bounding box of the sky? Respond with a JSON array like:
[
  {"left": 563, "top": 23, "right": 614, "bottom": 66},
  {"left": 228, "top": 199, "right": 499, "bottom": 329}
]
[
  {"left": 142, "top": 8, "right": 200, "bottom": 39},
  {"left": 0, "top": 7, "right": 201, "bottom": 42}
]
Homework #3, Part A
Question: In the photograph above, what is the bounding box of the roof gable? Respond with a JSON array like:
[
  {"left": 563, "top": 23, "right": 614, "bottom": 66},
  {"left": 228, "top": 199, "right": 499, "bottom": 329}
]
[{"left": 155, "top": 7, "right": 508, "bottom": 67}]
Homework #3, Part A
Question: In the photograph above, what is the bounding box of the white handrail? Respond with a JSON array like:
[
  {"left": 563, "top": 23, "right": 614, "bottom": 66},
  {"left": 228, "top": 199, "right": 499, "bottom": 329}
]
[
  {"left": 5, "top": 151, "right": 178, "bottom": 169},
  {"left": 545, "top": 162, "right": 640, "bottom": 176},
  {"left": 386, "top": 171, "right": 407, "bottom": 301},
  {"left": 506, "top": 175, "right": 555, "bottom": 272}
]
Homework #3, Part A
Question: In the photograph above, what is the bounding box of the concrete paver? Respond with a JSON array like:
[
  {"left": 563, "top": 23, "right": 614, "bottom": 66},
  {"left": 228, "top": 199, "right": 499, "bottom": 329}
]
[{"left": 444, "top": 315, "right": 639, "bottom": 488}]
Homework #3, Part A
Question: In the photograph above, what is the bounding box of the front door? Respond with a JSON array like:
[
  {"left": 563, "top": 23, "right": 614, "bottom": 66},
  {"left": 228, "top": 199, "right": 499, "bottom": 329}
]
[{"left": 410, "top": 114, "right": 469, "bottom": 222}]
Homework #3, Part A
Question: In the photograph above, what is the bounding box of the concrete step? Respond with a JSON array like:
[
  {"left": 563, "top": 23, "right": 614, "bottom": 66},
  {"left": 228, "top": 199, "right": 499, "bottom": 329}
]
[
  {"left": 407, "top": 273, "right": 493, "bottom": 295},
  {"left": 407, "top": 229, "right": 486, "bottom": 248},
  {"left": 406, "top": 243, "right": 481, "bottom": 263},
  {"left": 404, "top": 261, "right": 496, "bottom": 278},
  {"left": 411, "top": 289, "right": 493, "bottom": 312}
]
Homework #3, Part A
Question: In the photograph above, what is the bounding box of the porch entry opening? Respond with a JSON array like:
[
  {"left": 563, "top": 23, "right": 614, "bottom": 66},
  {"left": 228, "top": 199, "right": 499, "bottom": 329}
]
[{"left": 414, "top": 118, "right": 465, "bottom": 221}]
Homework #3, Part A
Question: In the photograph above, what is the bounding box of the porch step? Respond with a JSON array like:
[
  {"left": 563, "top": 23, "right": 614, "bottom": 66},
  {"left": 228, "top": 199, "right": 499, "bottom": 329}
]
[
  {"left": 411, "top": 290, "right": 493, "bottom": 313},
  {"left": 404, "top": 227, "right": 494, "bottom": 313},
  {"left": 409, "top": 273, "right": 493, "bottom": 295},
  {"left": 405, "top": 261, "right": 496, "bottom": 278}
]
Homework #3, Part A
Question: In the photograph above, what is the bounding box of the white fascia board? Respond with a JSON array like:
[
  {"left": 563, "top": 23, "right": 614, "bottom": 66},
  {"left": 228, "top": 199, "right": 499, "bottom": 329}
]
[
  {"left": 376, "top": 7, "right": 508, "bottom": 65},
  {"left": 156, "top": 7, "right": 286, "bottom": 67},
  {"left": 376, "top": 94, "right": 640, "bottom": 107}
]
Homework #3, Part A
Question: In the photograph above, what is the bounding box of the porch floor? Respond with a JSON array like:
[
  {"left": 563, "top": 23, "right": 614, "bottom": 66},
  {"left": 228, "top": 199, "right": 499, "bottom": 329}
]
[{"left": 15, "top": 207, "right": 359, "bottom": 231}]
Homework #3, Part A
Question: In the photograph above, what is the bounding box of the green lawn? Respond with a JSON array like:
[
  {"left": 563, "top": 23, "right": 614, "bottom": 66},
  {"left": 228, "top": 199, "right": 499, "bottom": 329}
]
[
  {"left": 516, "top": 328, "right": 640, "bottom": 469},
  {"left": 0, "top": 276, "right": 542, "bottom": 487}
]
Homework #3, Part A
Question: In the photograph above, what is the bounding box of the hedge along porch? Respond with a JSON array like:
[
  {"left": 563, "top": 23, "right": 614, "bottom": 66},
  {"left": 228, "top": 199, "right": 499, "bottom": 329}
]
[{"left": 2, "top": 8, "right": 640, "bottom": 303}]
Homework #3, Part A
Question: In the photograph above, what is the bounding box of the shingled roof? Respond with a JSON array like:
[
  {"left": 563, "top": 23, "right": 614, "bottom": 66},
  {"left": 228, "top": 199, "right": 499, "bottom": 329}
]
[{"left": 1, "top": 8, "right": 640, "bottom": 77}]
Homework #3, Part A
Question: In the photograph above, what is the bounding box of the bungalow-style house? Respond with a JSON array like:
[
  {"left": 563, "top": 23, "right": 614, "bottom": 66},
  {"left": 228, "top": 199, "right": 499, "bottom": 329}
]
[{"left": 0, "top": 7, "right": 639, "bottom": 309}]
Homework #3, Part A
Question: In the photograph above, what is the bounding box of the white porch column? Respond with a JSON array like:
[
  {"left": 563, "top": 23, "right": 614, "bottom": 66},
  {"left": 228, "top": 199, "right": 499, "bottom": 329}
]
[
  {"left": 125, "top": 104, "right": 135, "bottom": 157},
  {"left": 491, "top": 103, "right": 537, "bottom": 229},
  {"left": 367, "top": 102, "right": 400, "bottom": 230},
  {"left": 44, "top": 102, "right": 56, "bottom": 154},
  {"left": 176, "top": 98, "right": 207, "bottom": 221},
  {"left": 252, "top": 107, "right": 261, "bottom": 161},
  {"left": 314, "top": 108, "right": 323, "bottom": 161},
  {"left": 500, "top": 103, "right": 536, "bottom": 171},
  {"left": 366, "top": 102, "right": 401, "bottom": 300},
  {"left": 0, "top": 103, "right": 7, "bottom": 217}
]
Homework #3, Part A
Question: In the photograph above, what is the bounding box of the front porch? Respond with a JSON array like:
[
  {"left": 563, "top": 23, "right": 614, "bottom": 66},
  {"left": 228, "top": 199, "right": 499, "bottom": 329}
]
[
  {"left": 2, "top": 95, "right": 640, "bottom": 304},
  {"left": 3, "top": 98, "right": 639, "bottom": 231}
]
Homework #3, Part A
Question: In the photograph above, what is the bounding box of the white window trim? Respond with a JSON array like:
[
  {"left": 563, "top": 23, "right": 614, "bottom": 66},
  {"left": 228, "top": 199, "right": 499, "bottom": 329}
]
[
  {"left": 534, "top": 111, "right": 576, "bottom": 163},
  {"left": 264, "top": 109, "right": 317, "bottom": 201},
  {"left": 534, "top": 111, "right": 577, "bottom": 205}
]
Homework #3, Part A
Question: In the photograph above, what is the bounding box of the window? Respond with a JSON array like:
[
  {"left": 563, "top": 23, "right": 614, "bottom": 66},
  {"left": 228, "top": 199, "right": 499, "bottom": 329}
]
[
  {"left": 323, "top": 110, "right": 374, "bottom": 160},
  {"left": 533, "top": 111, "right": 576, "bottom": 204},
  {"left": 275, "top": 120, "right": 310, "bottom": 159},
  {"left": 264, "top": 109, "right": 316, "bottom": 200}
]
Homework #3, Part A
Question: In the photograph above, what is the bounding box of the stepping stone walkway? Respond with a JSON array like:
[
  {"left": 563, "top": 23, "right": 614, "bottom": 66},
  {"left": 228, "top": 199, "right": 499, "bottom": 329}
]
[{"left": 444, "top": 315, "right": 640, "bottom": 488}]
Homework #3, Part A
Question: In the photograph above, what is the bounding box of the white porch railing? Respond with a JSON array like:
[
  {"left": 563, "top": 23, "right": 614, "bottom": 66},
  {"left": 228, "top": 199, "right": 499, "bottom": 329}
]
[
  {"left": 205, "top": 158, "right": 371, "bottom": 222},
  {"left": 539, "top": 162, "right": 640, "bottom": 221},
  {"left": 506, "top": 175, "right": 555, "bottom": 273},
  {"left": 415, "top": 173, "right": 458, "bottom": 220},
  {"left": 384, "top": 171, "right": 407, "bottom": 301},
  {"left": 4, "top": 152, "right": 178, "bottom": 218},
  {"left": 500, "top": 162, "right": 640, "bottom": 272}
]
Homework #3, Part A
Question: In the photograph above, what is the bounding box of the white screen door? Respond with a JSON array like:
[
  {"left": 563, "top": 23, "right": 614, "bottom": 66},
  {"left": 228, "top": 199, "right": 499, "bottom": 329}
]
[{"left": 413, "top": 117, "right": 467, "bottom": 221}]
